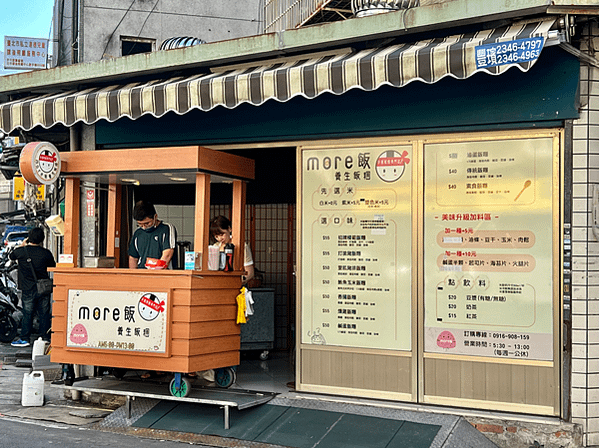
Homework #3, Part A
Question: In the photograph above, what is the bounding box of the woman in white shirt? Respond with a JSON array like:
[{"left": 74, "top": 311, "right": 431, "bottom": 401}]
[{"left": 209, "top": 215, "right": 254, "bottom": 284}]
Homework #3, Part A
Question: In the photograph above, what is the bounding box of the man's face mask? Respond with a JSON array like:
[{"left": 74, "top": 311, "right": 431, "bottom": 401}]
[{"left": 137, "top": 215, "right": 156, "bottom": 232}]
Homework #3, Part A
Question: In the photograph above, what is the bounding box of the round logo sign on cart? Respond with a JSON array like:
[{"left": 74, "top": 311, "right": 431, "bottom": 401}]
[{"left": 19, "top": 141, "right": 61, "bottom": 185}]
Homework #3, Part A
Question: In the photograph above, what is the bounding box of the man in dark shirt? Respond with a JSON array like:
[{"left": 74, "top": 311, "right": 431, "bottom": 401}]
[
  {"left": 128, "top": 200, "right": 176, "bottom": 269},
  {"left": 10, "top": 227, "right": 56, "bottom": 346}
]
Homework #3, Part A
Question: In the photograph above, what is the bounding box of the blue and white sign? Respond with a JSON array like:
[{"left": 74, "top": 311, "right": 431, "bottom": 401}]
[{"left": 475, "top": 37, "right": 544, "bottom": 69}]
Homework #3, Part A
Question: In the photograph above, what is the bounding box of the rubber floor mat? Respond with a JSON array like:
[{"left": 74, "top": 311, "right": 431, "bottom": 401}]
[{"left": 133, "top": 402, "right": 441, "bottom": 448}]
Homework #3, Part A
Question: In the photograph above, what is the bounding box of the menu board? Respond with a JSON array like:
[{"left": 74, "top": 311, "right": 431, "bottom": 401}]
[
  {"left": 424, "top": 138, "right": 554, "bottom": 361},
  {"left": 301, "top": 146, "right": 412, "bottom": 350}
]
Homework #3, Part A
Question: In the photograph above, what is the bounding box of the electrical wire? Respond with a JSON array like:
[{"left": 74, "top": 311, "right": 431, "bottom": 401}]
[
  {"left": 100, "top": 0, "right": 137, "bottom": 59},
  {"left": 138, "top": 0, "right": 160, "bottom": 38}
]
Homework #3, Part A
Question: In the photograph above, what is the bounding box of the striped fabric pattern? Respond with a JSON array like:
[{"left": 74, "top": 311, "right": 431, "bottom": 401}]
[{"left": 0, "top": 19, "right": 554, "bottom": 133}]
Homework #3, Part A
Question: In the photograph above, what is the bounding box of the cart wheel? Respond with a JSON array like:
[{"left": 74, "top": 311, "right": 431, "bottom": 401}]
[
  {"left": 169, "top": 376, "right": 191, "bottom": 397},
  {"left": 215, "top": 367, "right": 236, "bottom": 388},
  {"left": 259, "top": 350, "right": 270, "bottom": 361}
]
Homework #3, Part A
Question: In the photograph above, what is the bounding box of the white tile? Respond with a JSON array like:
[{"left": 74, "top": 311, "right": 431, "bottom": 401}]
[
  {"left": 573, "top": 243, "right": 589, "bottom": 259},
  {"left": 587, "top": 432, "right": 599, "bottom": 446},
  {"left": 573, "top": 314, "right": 588, "bottom": 330},
  {"left": 573, "top": 343, "right": 588, "bottom": 358},
  {"left": 589, "top": 344, "right": 599, "bottom": 359},
  {"left": 590, "top": 315, "right": 599, "bottom": 330},
  {"left": 591, "top": 139, "right": 599, "bottom": 154},
  {"left": 574, "top": 197, "right": 590, "bottom": 213},
  {"left": 573, "top": 372, "right": 590, "bottom": 389},
  {"left": 183, "top": 206, "right": 195, "bottom": 218},
  {"left": 572, "top": 227, "right": 594, "bottom": 242},
  {"left": 574, "top": 139, "right": 589, "bottom": 154},
  {"left": 588, "top": 417, "right": 599, "bottom": 432},
  {"left": 590, "top": 300, "right": 599, "bottom": 313},
  {"left": 573, "top": 256, "right": 588, "bottom": 270},
  {"left": 572, "top": 301, "right": 588, "bottom": 315},
  {"left": 589, "top": 388, "right": 599, "bottom": 402},
  {"left": 590, "top": 245, "right": 599, "bottom": 260},
  {"left": 574, "top": 170, "right": 589, "bottom": 183},
  {"left": 573, "top": 358, "right": 588, "bottom": 373},
  {"left": 591, "top": 96, "right": 599, "bottom": 110},
  {"left": 575, "top": 125, "right": 589, "bottom": 139},
  {"left": 183, "top": 218, "right": 195, "bottom": 236},
  {"left": 154, "top": 205, "right": 168, "bottom": 217},
  {"left": 573, "top": 271, "right": 588, "bottom": 285},
  {"left": 572, "top": 417, "right": 587, "bottom": 432},
  {"left": 169, "top": 218, "right": 183, "bottom": 233},
  {"left": 574, "top": 154, "right": 590, "bottom": 169},
  {"left": 589, "top": 359, "right": 599, "bottom": 373},
  {"left": 574, "top": 183, "right": 589, "bottom": 199},
  {"left": 573, "top": 329, "right": 589, "bottom": 344},
  {"left": 573, "top": 402, "right": 588, "bottom": 418},
  {"left": 572, "top": 386, "right": 588, "bottom": 403},
  {"left": 573, "top": 212, "right": 590, "bottom": 228},
  {"left": 167, "top": 205, "right": 183, "bottom": 219}
]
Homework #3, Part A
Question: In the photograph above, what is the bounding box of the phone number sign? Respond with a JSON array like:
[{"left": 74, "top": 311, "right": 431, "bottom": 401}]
[{"left": 475, "top": 37, "right": 544, "bottom": 69}]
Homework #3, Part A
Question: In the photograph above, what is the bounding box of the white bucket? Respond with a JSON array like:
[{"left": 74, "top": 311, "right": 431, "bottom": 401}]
[
  {"left": 32, "top": 338, "right": 47, "bottom": 360},
  {"left": 21, "top": 371, "right": 44, "bottom": 406}
]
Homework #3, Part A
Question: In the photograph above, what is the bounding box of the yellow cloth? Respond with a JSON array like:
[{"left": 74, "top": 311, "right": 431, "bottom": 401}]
[{"left": 236, "top": 287, "right": 247, "bottom": 324}]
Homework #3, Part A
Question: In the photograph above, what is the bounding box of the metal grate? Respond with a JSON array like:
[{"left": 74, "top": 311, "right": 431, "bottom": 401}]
[
  {"left": 264, "top": 0, "right": 352, "bottom": 33},
  {"left": 211, "top": 204, "right": 296, "bottom": 351}
]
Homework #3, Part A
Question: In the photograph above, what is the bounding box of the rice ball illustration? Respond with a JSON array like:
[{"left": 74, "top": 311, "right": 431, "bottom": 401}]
[
  {"left": 70, "top": 323, "right": 88, "bottom": 344},
  {"left": 436, "top": 330, "right": 456, "bottom": 349}
]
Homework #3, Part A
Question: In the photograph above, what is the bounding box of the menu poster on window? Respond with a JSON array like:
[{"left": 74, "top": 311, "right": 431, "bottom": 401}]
[
  {"left": 301, "top": 146, "right": 412, "bottom": 350},
  {"left": 423, "top": 138, "right": 554, "bottom": 361}
]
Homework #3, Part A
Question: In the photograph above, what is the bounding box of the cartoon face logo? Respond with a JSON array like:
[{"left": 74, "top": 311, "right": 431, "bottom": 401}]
[
  {"left": 436, "top": 330, "right": 456, "bottom": 349},
  {"left": 138, "top": 293, "right": 165, "bottom": 321},
  {"left": 38, "top": 149, "right": 57, "bottom": 174},
  {"left": 70, "top": 323, "right": 88, "bottom": 344},
  {"left": 375, "top": 150, "right": 410, "bottom": 183}
]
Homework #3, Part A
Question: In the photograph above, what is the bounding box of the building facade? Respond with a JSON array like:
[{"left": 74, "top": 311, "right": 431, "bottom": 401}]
[{"left": 3, "top": 1, "right": 599, "bottom": 445}]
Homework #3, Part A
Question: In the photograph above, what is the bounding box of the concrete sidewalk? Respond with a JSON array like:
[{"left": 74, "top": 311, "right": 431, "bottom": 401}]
[{"left": 0, "top": 342, "right": 582, "bottom": 448}]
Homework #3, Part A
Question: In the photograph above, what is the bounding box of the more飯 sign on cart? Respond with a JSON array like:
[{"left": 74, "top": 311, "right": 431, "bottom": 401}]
[{"left": 66, "top": 290, "right": 169, "bottom": 353}]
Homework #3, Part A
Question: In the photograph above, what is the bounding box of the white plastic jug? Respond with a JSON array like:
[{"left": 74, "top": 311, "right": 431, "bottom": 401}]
[
  {"left": 32, "top": 337, "right": 47, "bottom": 360},
  {"left": 21, "top": 371, "right": 44, "bottom": 406}
]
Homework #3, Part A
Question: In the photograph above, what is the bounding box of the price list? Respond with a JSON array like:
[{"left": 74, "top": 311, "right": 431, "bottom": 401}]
[
  {"left": 302, "top": 146, "right": 413, "bottom": 350},
  {"left": 424, "top": 138, "right": 554, "bottom": 361}
]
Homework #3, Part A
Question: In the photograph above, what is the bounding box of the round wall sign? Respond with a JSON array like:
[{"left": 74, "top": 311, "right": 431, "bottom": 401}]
[{"left": 19, "top": 142, "right": 61, "bottom": 185}]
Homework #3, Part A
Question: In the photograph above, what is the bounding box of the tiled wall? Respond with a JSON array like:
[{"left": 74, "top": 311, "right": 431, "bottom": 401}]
[
  {"left": 571, "top": 21, "right": 599, "bottom": 447},
  {"left": 154, "top": 203, "right": 296, "bottom": 352}
]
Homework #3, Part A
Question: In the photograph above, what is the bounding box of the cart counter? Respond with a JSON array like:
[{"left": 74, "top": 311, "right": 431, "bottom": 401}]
[{"left": 50, "top": 268, "right": 243, "bottom": 374}]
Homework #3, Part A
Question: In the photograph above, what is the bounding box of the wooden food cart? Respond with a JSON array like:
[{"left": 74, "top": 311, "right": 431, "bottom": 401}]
[{"left": 49, "top": 146, "right": 254, "bottom": 396}]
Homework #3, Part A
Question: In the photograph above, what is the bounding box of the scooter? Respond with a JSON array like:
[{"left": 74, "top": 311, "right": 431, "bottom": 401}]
[{"left": 0, "top": 252, "right": 21, "bottom": 343}]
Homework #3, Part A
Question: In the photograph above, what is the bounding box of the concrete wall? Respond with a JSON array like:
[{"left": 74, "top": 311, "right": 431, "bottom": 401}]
[
  {"left": 571, "top": 21, "right": 599, "bottom": 448},
  {"left": 55, "top": 0, "right": 264, "bottom": 64}
]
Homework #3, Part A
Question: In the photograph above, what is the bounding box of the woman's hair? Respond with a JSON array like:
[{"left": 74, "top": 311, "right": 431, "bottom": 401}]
[{"left": 210, "top": 215, "right": 231, "bottom": 241}]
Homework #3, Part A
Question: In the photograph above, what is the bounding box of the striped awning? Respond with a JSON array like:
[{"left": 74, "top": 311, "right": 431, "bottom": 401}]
[{"left": 0, "top": 19, "right": 555, "bottom": 133}]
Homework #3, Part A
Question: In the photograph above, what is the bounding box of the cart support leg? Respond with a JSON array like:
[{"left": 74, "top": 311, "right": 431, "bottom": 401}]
[
  {"left": 224, "top": 405, "right": 230, "bottom": 430},
  {"left": 126, "top": 395, "right": 132, "bottom": 419}
]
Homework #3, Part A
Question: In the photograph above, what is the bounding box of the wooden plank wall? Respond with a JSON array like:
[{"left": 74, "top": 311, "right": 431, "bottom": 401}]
[
  {"left": 300, "top": 348, "right": 411, "bottom": 395},
  {"left": 51, "top": 269, "right": 242, "bottom": 373}
]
